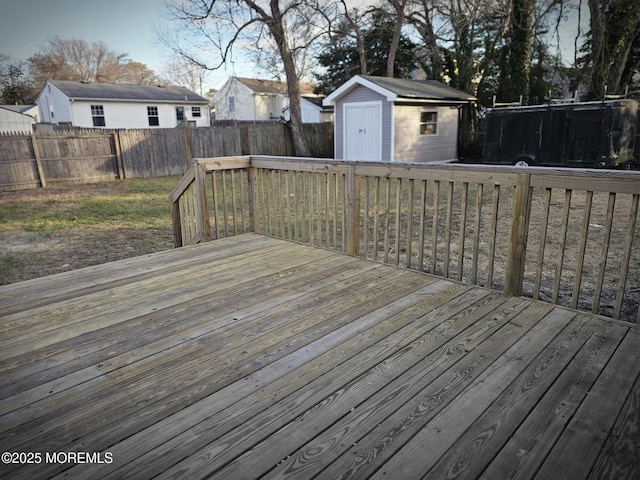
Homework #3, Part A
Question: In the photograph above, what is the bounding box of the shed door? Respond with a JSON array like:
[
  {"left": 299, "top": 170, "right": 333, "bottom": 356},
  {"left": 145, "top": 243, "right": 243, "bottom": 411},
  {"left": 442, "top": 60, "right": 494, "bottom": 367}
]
[{"left": 344, "top": 102, "right": 381, "bottom": 161}]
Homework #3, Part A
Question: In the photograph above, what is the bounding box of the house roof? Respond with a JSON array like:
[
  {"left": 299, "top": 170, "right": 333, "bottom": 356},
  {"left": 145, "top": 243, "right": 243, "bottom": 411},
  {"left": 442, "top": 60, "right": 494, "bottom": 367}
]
[
  {"left": 44, "top": 80, "right": 210, "bottom": 104},
  {"left": 323, "top": 75, "right": 477, "bottom": 105},
  {"left": 235, "top": 77, "right": 316, "bottom": 96},
  {"left": 1, "top": 104, "right": 36, "bottom": 114},
  {"left": 302, "top": 95, "right": 332, "bottom": 110}
]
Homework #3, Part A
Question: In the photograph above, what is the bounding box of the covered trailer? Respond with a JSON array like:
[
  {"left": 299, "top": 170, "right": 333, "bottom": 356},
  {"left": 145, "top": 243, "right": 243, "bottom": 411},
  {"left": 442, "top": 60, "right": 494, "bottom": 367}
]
[{"left": 482, "top": 99, "right": 638, "bottom": 168}]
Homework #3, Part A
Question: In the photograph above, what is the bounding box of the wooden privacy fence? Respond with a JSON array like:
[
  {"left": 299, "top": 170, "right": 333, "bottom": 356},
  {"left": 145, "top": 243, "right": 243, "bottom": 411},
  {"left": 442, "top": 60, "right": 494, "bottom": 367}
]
[
  {"left": 171, "top": 156, "right": 640, "bottom": 324},
  {"left": 0, "top": 123, "right": 333, "bottom": 191}
]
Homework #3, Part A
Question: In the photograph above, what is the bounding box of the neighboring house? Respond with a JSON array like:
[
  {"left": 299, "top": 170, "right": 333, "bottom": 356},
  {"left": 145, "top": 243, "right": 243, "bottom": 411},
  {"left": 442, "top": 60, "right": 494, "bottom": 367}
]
[
  {"left": 0, "top": 105, "right": 37, "bottom": 133},
  {"left": 214, "top": 77, "right": 332, "bottom": 123},
  {"left": 323, "top": 75, "right": 477, "bottom": 162},
  {"left": 293, "top": 96, "right": 334, "bottom": 124},
  {"left": 35, "top": 80, "right": 211, "bottom": 129}
]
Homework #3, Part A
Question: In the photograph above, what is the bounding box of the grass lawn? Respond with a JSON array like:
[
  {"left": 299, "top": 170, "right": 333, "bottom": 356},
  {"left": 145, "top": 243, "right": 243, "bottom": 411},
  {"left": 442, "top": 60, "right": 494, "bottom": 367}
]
[{"left": 0, "top": 176, "right": 181, "bottom": 285}]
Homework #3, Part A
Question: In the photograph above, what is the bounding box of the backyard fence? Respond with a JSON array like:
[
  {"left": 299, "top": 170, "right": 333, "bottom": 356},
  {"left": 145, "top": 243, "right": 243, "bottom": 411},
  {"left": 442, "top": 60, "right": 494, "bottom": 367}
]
[
  {"left": 172, "top": 156, "right": 640, "bottom": 324},
  {"left": 0, "top": 123, "right": 333, "bottom": 191}
]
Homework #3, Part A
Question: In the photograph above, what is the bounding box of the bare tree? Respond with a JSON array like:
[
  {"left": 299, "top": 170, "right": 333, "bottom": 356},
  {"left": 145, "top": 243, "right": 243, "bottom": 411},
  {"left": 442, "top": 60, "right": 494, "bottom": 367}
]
[
  {"left": 28, "top": 36, "right": 127, "bottom": 85},
  {"left": 28, "top": 36, "right": 159, "bottom": 86},
  {"left": 163, "top": 0, "right": 335, "bottom": 156},
  {"left": 407, "top": 0, "right": 444, "bottom": 79},
  {"left": 162, "top": 57, "right": 210, "bottom": 94},
  {"left": 585, "top": 0, "right": 640, "bottom": 98},
  {"left": 247, "top": 4, "right": 323, "bottom": 82}
]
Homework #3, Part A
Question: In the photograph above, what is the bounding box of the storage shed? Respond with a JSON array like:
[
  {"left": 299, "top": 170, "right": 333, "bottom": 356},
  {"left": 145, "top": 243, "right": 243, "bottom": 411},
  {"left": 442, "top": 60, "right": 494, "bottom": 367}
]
[{"left": 323, "top": 75, "right": 476, "bottom": 162}]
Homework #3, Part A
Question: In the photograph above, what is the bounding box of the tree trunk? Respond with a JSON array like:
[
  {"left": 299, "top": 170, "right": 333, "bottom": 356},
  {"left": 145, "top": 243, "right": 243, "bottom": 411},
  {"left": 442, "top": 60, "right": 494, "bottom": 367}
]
[
  {"left": 508, "top": 0, "right": 535, "bottom": 104},
  {"left": 408, "top": 1, "right": 443, "bottom": 79},
  {"left": 341, "top": 2, "right": 368, "bottom": 75},
  {"left": 268, "top": 0, "right": 310, "bottom": 157},
  {"left": 355, "top": 27, "right": 368, "bottom": 75},
  {"left": 586, "top": 0, "right": 640, "bottom": 99},
  {"left": 386, "top": 0, "right": 407, "bottom": 77},
  {"left": 587, "top": 0, "right": 607, "bottom": 99}
]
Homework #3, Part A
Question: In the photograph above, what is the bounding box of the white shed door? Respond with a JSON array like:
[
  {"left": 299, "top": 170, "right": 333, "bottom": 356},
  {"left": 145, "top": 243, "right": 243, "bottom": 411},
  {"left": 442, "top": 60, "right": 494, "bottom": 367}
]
[{"left": 344, "top": 103, "right": 381, "bottom": 161}]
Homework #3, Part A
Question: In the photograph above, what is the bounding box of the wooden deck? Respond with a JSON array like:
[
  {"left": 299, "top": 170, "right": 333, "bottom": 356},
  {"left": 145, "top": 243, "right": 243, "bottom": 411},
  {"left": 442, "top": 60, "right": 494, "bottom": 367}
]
[{"left": 0, "top": 233, "right": 638, "bottom": 480}]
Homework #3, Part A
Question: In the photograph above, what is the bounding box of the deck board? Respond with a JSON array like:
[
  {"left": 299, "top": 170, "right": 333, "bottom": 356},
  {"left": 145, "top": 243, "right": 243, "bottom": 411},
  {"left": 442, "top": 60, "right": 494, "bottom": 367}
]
[{"left": 0, "top": 233, "right": 637, "bottom": 480}]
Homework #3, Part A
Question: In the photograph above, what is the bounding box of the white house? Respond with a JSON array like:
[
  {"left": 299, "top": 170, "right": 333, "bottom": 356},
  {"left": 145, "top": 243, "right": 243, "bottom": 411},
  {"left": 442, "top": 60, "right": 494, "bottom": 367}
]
[
  {"left": 287, "top": 96, "right": 334, "bottom": 124},
  {"left": 214, "top": 77, "right": 332, "bottom": 123},
  {"left": 323, "top": 75, "right": 476, "bottom": 162},
  {"left": 0, "top": 105, "right": 37, "bottom": 133},
  {"left": 35, "top": 80, "right": 211, "bottom": 129}
]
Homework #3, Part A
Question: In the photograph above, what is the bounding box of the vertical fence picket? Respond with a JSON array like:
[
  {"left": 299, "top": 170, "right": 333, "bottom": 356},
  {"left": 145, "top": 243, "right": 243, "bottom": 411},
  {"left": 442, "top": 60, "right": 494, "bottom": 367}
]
[
  {"left": 572, "top": 190, "right": 593, "bottom": 309},
  {"left": 487, "top": 184, "right": 500, "bottom": 289},
  {"left": 384, "top": 177, "right": 391, "bottom": 264},
  {"left": 406, "top": 179, "right": 415, "bottom": 269},
  {"left": 458, "top": 182, "right": 469, "bottom": 281},
  {"left": 431, "top": 180, "right": 440, "bottom": 275},
  {"left": 552, "top": 189, "right": 572, "bottom": 303},
  {"left": 418, "top": 180, "right": 428, "bottom": 272},
  {"left": 211, "top": 171, "right": 220, "bottom": 239},
  {"left": 533, "top": 188, "right": 552, "bottom": 300},
  {"left": 471, "top": 183, "right": 483, "bottom": 284},
  {"left": 333, "top": 174, "right": 339, "bottom": 250},
  {"left": 614, "top": 194, "right": 639, "bottom": 319},
  {"left": 593, "top": 193, "right": 616, "bottom": 314},
  {"left": 444, "top": 181, "right": 454, "bottom": 277}
]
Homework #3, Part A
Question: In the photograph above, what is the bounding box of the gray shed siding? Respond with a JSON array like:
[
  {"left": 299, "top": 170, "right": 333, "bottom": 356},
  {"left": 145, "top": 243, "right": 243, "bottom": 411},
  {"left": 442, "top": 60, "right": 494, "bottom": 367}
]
[
  {"left": 393, "top": 105, "right": 460, "bottom": 162},
  {"left": 334, "top": 85, "right": 393, "bottom": 161}
]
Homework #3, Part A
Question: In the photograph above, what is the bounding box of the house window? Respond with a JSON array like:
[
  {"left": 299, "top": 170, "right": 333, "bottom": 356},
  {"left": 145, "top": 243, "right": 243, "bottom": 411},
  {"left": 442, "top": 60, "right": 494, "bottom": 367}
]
[
  {"left": 229, "top": 96, "right": 235, "bottom": 113},
  {"left": 191, "top": 106, "right": 201, "bottom": 117},
  {"left": 420, "top": 111, "right": 438, "bottom": 135},
  {"left": 91, "top": 104, "right": 105, "bottom": 127},
  {"left": 176, "top": 107, "right": 185, "bottom": 124},
  {"left": 147, "top": 106, "right": 159, "bottom": 126}
]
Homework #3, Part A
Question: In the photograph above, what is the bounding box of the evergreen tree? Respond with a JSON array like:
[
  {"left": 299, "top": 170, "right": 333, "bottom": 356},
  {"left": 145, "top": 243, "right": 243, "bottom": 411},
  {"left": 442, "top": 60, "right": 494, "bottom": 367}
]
[{"left": 315, "top": 8, "right": 417, "bottom": 95}]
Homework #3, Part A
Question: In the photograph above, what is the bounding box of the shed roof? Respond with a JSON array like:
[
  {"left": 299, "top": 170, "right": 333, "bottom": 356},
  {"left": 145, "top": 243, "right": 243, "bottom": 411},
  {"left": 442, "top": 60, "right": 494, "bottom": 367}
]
[
  {"left": 323, "top": 75, "right": 476, "bottom": 105},
  {"left": 45, "top": 80, "right": 210, "bottom": 104},
  {"left": 235, "top": 77, "right": 316, "bottom": 96}
]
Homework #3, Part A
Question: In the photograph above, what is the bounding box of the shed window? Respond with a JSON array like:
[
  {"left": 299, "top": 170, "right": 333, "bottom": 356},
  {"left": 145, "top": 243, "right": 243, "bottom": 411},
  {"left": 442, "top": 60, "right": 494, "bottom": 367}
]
[
  {"left": 191, "top": 106, "right": 201, "bottom": 117},
  {"left": 420, "top": 111, "right": 438, "bottom": 135},
  {"left": 91, "top": 105, "right": 105, "bottom": 127},
  {"left": 229, "top": 96, "right": 235, "bottom": 112},
  {"left": 147, "top": 106, "right": 159, "bottom": 126}
]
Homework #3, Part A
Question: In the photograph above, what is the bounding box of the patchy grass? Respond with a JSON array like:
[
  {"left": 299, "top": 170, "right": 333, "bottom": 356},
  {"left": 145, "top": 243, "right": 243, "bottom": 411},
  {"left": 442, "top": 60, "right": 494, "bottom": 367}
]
[{"left": 0, "top": 177, "right": 180, "bottom": 285}]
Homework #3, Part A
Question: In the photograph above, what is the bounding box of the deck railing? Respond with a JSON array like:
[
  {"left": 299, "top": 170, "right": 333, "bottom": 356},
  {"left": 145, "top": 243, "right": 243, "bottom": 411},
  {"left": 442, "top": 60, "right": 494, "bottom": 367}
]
[{"left": 171, "top": 155, "right": 640, "bottom": 324}]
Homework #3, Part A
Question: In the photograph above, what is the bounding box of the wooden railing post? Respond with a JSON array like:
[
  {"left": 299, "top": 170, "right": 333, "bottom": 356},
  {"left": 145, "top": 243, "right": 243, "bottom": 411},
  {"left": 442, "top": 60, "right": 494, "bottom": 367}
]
[
  {"left": 171, "top": 200, "right": 183, "bottom": 248},
  {"left": 505, "top": 172, "right": 532, "bottom": 296},
  {"left": 346, "top": 163, "right": 360, "bottom": 256},
  {"left": 247, "top": 165, "right": 260, "bottom": 233},
  {"left": 194, "top": 160, "right": 212, "bottom": 243},
  {"left": 170, "top": 165, "right": 197, "bottom": 247}
]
